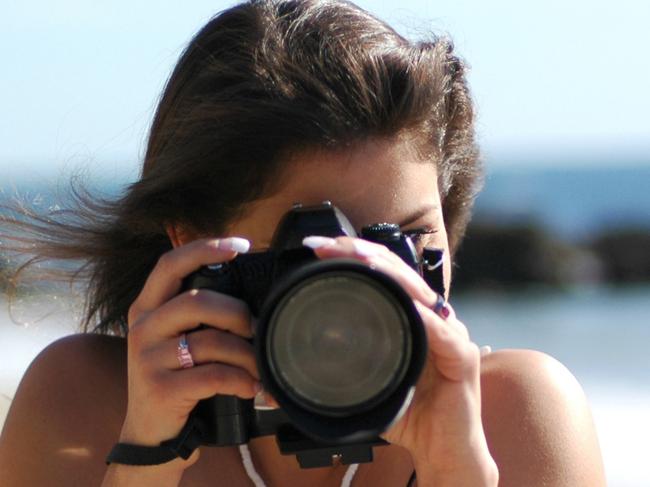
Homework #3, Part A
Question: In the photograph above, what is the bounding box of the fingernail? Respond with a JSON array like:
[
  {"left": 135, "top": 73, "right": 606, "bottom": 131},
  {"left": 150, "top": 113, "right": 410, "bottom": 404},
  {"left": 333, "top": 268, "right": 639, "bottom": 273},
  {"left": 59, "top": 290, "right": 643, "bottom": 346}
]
[
  {"left": 216, "top": 237, "right": 250, "bottom": 253},
  {"left": 303, "top": 236, "right": 337, "bottom": 249},
  {"left": 352, "top": 239, "right": 378, "bottom": 258},
  {"left": 254, "top": 388, "right": 277, "bottom": 411},
  {"left": 432, "top": 294, "right": 451, "bottom": 319},
  {"left": 254, "top": 381, "right": 263, "bottom": 394},
  {"left": 480, "top": 345, "right": 492, "bottom": 357},
  {"left": 439, "top": 303, "right": 451, "bottom": 319}
]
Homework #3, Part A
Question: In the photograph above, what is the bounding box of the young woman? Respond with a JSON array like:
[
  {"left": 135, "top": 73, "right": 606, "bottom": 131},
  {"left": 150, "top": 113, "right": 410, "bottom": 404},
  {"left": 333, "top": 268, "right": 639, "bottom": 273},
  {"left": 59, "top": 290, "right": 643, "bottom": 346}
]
[{"left": 0, "top": 1, "right": 605, "bottom": 485}]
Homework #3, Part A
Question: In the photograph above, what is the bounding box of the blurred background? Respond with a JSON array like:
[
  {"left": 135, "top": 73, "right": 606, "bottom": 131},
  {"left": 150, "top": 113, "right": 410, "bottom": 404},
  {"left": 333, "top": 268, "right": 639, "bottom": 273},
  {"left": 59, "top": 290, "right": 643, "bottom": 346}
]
[{"left": 1, "top": 1, "right": 648, "bottom": 485}]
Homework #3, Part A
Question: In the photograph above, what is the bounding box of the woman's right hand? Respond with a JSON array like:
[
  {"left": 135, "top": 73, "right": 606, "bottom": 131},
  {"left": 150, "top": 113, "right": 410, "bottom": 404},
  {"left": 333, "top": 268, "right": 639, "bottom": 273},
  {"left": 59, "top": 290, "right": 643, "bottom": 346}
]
[{"left": 117, "top": 237, "right": 260, "bottom": 465}]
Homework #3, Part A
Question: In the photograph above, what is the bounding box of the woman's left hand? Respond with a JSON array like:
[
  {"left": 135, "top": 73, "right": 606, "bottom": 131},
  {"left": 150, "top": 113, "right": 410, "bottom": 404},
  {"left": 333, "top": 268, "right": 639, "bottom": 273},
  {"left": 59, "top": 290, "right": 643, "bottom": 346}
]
[{"left": 302, "top": 235, "right": 498, "bottom": 486}]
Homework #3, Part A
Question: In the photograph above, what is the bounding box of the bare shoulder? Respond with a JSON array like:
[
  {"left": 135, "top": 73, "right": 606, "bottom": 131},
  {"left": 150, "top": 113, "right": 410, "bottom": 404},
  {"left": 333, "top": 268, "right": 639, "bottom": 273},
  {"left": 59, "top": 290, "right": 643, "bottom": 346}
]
[
  {"left": 0, "top": 333, "right": 128, "bottom": 487},
  {"left": 480, "top": 348, "right": 606, "bottom": 487}
]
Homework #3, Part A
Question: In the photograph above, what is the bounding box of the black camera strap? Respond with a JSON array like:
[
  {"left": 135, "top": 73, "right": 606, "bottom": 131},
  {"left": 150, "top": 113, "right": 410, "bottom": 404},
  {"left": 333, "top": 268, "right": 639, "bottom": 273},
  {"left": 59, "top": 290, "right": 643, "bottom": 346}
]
[{"left": 105, "top": 414, "right": 204, "bottom": 466}]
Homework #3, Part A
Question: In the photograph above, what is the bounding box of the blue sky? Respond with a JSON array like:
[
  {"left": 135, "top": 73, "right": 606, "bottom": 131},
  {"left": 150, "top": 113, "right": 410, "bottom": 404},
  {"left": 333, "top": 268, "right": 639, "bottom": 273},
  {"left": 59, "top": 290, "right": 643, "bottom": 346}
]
[{"left": 2, "top": 0, "right": 649, "bottom": 179}]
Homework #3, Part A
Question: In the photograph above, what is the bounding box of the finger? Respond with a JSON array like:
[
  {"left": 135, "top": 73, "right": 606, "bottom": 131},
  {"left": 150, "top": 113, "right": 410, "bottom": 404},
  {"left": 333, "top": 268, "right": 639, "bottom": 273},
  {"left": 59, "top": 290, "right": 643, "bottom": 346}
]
[
  {"left": 136, "top": 288, "right": 254, "bottom": 340},
  {"left": 163, "top": 362, "right": 261, "bottom": 402},
  {"left": 151, "top": 328, "right": 259, "bottom": 380},
  {"left": 430, "top": 298, "right": 470, "bottom": 340},
  {"left": 129, "top": 237, "right": 250, "bottom": 326},
  {"left": 416, "top": 301, "right": 466, "bottom": 359},
  {"left": 414, "top": 301, "right": 480, "bottom": 381},
  {"left": 304, "top": 235, "right": 438, "bottom": 306}
]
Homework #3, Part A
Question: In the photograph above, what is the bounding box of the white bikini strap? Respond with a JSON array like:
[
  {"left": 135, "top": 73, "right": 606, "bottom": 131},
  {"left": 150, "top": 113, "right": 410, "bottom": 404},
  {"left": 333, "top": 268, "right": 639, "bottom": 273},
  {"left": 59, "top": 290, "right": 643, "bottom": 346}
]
[{"left": 238, "top": 444, "right": 359, "bottom": 487}]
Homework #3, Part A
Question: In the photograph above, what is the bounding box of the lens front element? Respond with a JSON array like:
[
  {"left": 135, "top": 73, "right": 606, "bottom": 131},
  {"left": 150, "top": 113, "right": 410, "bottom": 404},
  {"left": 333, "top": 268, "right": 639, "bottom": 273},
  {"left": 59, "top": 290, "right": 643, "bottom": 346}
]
[{"left": 267, "top": 271, "right": 412, "bottom": 417}]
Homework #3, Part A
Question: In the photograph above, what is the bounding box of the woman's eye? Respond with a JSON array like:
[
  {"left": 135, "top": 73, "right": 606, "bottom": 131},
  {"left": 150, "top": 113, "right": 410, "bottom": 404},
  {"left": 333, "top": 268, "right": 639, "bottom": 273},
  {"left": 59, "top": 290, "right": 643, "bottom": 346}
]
[{"left": 402, "top": 227, "right": 438, "bottom": 244}]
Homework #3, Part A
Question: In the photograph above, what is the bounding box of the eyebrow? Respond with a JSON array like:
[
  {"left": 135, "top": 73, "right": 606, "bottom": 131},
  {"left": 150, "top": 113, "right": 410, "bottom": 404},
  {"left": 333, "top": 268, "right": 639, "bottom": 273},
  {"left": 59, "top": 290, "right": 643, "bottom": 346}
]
[{"left": 397, "top": 203, "right": 439, "bottom": 228}]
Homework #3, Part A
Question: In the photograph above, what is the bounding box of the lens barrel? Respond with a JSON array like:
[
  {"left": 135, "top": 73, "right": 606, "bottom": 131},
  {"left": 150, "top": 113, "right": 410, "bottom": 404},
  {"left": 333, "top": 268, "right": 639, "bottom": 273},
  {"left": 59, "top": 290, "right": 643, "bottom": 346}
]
[{"left": 255, "top": 258, "right": 426, "bottom": 442}]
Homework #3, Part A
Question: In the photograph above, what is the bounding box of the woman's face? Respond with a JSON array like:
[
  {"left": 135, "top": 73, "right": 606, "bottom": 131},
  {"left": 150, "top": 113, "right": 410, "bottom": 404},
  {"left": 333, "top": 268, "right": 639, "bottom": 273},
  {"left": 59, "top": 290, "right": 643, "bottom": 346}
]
[{"left": 225, "top": 138, "right": 452, "bottom": 296}]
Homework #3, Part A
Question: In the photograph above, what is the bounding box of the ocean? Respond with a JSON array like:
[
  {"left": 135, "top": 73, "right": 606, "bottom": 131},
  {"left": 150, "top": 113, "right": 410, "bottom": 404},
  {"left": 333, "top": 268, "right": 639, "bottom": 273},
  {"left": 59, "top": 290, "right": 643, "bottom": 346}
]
[
  {"left": 474, "top": 164, "right": 650, "bottom": 241},
  {"left": 2, "top": 163, "right": 650, "bottom": 240}
]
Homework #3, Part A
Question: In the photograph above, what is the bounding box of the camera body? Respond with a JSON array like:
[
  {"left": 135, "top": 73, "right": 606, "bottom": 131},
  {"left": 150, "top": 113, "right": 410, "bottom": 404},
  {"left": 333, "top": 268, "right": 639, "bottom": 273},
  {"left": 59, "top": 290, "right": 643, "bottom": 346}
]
[{"left": 182, "top": 201, "right": 445, "bottom": 467}]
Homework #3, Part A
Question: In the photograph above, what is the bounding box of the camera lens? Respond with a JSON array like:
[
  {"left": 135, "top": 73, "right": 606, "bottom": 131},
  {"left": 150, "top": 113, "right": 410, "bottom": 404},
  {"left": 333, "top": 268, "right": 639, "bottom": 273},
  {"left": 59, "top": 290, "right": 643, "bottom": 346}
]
[{"left": 266, "top": 270, "right": 411, "bottom": 417}]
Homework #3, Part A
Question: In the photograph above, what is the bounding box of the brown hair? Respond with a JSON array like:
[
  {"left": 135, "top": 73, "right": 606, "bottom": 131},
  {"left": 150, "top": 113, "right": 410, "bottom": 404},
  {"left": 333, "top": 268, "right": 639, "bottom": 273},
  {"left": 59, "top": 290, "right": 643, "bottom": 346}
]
[{"left": 0, "top": 0, "right": 482, "bottom": 335}]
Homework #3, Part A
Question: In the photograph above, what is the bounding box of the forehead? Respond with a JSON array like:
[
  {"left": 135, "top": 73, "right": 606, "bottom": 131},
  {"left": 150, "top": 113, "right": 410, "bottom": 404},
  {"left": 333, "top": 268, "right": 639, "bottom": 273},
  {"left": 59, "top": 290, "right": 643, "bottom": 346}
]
[{"left": 228, "top": 138, "right": 440, "bottom": 245}]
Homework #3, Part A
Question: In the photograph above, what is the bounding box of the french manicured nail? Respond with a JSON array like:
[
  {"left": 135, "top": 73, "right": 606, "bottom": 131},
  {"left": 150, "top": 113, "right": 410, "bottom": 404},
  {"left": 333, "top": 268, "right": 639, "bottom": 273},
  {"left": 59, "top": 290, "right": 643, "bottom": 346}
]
[
  {"left": 254, "top": 388, "right": 278, "bottom": 410},
  {"left": 215, "top": 237, "right": 250, "bottom": 253},
  {"left": 303, "top": 236, "right": 337, "bottom": 249},
  {"left": 352, "top": 239, "right": 379, "bottom": 258},
  {"left": 480, "top": 345, "right": 492, "bottom": 357}
]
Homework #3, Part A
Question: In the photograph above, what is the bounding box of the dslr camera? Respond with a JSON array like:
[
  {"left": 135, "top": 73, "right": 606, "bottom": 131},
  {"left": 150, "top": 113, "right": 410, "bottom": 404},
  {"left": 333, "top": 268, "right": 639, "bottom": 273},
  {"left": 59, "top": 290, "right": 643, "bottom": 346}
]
[{"left": 181, "top": 201, "right": 445, "bottom": 468}]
